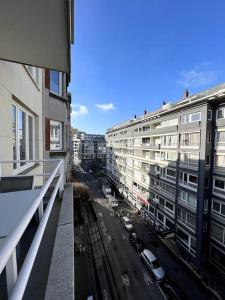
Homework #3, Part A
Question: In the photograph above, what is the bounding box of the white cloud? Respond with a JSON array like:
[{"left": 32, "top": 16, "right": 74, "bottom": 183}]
[
  {"left": 95, "top": 102, "right": 115, "bottom": 111},
  {"left": 177, "top": 64, "right": 217, "bottom": 88},
  {"left": 71, "top": 104, "right": 88, "bottom": 119}
]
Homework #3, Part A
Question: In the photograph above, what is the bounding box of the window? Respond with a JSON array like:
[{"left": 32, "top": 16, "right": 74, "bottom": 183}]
[
  {"left": 206, "top": 155, "right": 210, "bottom": 166},
  {"left": 177, "top": 208, "right": 196, "bottom": 230},
  {"left": 211, "top": 223, "right": 224, "bottom": 244},
  {"left": 180, "top": 132, "right": 200, "bottom": 147},
  {"left": 11, "top": 104, "right": 35, "bottom": 171},
  {"left": 181, "top": 112, "right": 201, "bottom": 124},
  {"left": 178, "top": 189, "right": 197, "bottom": 208},
  {"left": 179, "top": 171, "right": 198, "bottom": 187},
  {"left": 50, "top": 70, "right": 63, "bottom": 95},
  {"left": 208, "top": 110, "right": 212, "bottom": 120},
  {"left": 217, "top": 108, "right": 225, "bottom": 119},
  {"left": 180, "top": 152, "right": 199, "bottom": 165},
  {"left": 25, "top": 65, "right": 39, "bottom": 85},
  {"left": 177, "top": 228, "right": 196, "bottom": 254},
  {"left": 12, "top": 105, "right": 17, "bottom": 169},
  {"left": 215, "top": 155, "right": 225, "bottom": 168},
  {"left": 157, "top": 211, "right": 164, "bottom": 223},
  {"left": 207, "top": 131, "right": 211, "bottom": 143},
  {"left": 165, "top": 201, "right": 174, "bottom": 213},
  {"left": 216, "top": 131, "right": 225, "bottom": 144},
  {"left": 191, "top": 112, "right": 201, "bottom": 122},
  {"left": 50, "top": 120, "right": 63, "bottom": 150},
  {"left": 189, "top": 175, "right": 198, "bottom": 184},
  {"left": 214, "top": 179, "right": 225, "bottom": 190},
  {"left": 167, "top": 169, "right": 176, "bottom": 178}
]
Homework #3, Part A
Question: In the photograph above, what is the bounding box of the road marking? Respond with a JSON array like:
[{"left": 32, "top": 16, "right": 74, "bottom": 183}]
[{"left": 143, "top": 271, "right": 152, "bottom": 285}]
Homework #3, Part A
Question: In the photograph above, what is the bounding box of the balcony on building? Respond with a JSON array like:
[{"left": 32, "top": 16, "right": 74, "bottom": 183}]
[{"left": 0, "top": 159, "right": 74, "bottom": 300}]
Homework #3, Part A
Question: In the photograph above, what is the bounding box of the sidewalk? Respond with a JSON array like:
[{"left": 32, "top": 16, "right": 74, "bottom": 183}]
[{"left": 156, "top": 229, "right": 224, "bottom": 300}]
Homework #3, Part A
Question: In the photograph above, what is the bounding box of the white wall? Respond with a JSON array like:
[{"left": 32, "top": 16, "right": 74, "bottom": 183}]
[{"left": 0, "top": 61, "right": 43, "bottom": 184}]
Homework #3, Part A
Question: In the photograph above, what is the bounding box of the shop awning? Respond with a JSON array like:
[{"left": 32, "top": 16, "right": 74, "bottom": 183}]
[{"left": 0, "top": 0, "right": 74, "bottom": 73}]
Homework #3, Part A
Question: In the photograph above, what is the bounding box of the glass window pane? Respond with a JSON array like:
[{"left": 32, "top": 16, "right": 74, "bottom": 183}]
[
  {"left": 19, "top": 110, "right": 26, "bottom": 166},
  {"left": 50, "top": 70, "right": 60, "bottom": 94},
  {"left": 212, "top": 201, "right": 220, "bottom": 212},
  {"left": 215, "top": 179, "right": 225, "bottom": 190},
  {"left": 12, "top": 105, "right": 17, "bottom": 169},
  {"left": 221, "top": 205, "right": 225, "bottom": 216},
  {"left": 28, "top": 116, "right": 34, "bottom": 160},
  {"left": 50, "top": 120, "right": 62, "bottom": 150},
  {"left": 189, "top": 175, "right": 198, "bottom": 184}
]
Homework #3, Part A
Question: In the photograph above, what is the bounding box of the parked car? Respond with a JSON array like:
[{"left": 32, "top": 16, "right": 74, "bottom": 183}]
[
  {"left": 129, "top": 232, "right": 144, "bottom": 252},
  {"left": 163, "top": 281, "right": 188, "bottom": 300},
  {"left": 121, "top": 216, "right": 133, "bottom": 231},
  {"left": 140, "top": 249, "right": 165, "bottom": 282}
]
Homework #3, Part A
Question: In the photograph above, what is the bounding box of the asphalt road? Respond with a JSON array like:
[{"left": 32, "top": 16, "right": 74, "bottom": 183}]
[
  {"left": 75, "top": 168, "right": 212, "bottom": 300},
  {"left": 77, "top": 171, "right": 165, "bottom": 300}
]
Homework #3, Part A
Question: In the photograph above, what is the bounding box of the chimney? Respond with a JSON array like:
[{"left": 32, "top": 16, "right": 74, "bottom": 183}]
[
  {"left": 144, "top": 109, "right": 147, "bottom": 115},
  {"left": 134, "top": 114, "right": 136, "bottom": 119},
  {"left": 163, "top": 100, "right": 166, "bottom": 105},
  {"left": 184, "top": 89, "right": 189, "bottom": 98}
]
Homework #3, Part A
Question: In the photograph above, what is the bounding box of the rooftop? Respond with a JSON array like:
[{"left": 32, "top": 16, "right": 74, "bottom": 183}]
[{"left": 107, "top": 82, "right": 225, "bottom": 133}]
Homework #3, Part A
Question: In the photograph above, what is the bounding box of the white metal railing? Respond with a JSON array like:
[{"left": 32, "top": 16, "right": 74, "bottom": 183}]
[{"left": 0, "top": 159, "right": 64, "bottom": 300}]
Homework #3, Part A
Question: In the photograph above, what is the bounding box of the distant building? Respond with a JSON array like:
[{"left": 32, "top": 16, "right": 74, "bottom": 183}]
[
  {"left": 106, "top": 83, "right": 225, "bottom": 276},
  {"left": 72, "top": 131, "right": 106, "bottom": 164}
]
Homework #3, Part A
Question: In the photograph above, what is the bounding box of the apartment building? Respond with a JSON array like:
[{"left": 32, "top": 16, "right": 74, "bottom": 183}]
[
  {"left": 73, "top": 131, "right": 106, "bottom": 164},
  {"left": 43, "top": 70, "right": 72, "bottom": 182},
  {"left": 0, "top": 3, "right": 74, "bottom": 299},
  {"left": 106, "top": 83, "right": 225, "bottom": 275},
  {"left": 0, "top": 61, "right": 44, "bottom": 184}
]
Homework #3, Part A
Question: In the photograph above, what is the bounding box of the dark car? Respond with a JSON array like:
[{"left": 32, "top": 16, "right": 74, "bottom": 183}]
[
  {"left": 129, "top": 232, "right": 144, "bottom": 252},
  {"left": 163, "top": 281, "right": 188, "bottom": 300}
]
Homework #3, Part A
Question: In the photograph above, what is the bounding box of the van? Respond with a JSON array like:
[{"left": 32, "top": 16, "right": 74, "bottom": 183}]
[
  {"left": 121, "top": 216, "right": 133, "bottom": 231},
  {"left": 140, "top": 249, "right": 165, "bottom": 282}
]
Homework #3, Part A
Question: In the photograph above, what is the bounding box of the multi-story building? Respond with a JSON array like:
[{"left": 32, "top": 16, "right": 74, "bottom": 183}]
[
  {"left": 106, "top": 83, "right": 225, "bottom": 275},
  {"left": 73, "top": 131, "right": 106, "bottom": 165},
  {"left": 43, "top": 70, "right": 72, "bottom": 182},
  {"left": 0, "top": 2, "right": 74, "bottom": 298}
]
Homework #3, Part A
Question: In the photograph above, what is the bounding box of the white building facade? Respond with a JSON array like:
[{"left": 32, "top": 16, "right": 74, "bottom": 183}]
[{"left": 0, "top": 61, "right": 44, "bottom": 184}]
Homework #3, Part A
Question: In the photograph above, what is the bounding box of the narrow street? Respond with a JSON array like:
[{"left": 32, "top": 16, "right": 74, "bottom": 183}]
[{"left": 75, "top": 169, "right": 212, "bottom": 300}]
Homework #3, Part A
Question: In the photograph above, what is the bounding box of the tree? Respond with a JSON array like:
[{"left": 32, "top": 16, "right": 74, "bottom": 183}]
[{"left": 73, "top": 182, "right": 90, "bottom": 201}]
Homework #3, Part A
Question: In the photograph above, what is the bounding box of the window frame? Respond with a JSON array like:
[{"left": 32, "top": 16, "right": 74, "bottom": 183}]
[
  {"left": 217, "top": 107, "right": 225, "bottom": 120},
  {"left": 180, "top": 112, "right": 201, "bottom": 124},
  {"left": 50, "top": 71, "right": 63, "bottom": 96},
  {"left": 50, "top": 120, "right": 63, "bottom": 151},
  {"left": 12, "top": 102, "right": 35, "bottom": 173}
]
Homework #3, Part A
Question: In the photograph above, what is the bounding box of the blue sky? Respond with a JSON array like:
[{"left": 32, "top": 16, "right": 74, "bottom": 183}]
[{"left": 69, "top": 0, "right": 225, "bottom": 134}]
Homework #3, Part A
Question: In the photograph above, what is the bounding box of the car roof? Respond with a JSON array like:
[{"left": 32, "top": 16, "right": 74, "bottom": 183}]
[
  {"left": 122, "top": 216, "right": 130, "bottom": 222},
  {"left": 143, "top": 249, "right": 157, "bottom": 262}
]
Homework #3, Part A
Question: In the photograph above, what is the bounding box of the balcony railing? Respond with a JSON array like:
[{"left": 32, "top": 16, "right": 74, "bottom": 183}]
[
  {"left": 178, "top": 180, "right": 198, "bottom": 190},
  {"left": 141, "top": 143, "right": 160, "bottom": 149},
  {"left": 180, "top": 142, "right": 199, "bottom": 147},
  {"left": 0, "top": 159, "right": 64, "bottom": 300}
]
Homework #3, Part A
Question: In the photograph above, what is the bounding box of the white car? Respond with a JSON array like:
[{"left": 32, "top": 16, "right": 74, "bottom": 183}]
[
  {"left": 121, "top": 216, "right": 133, "bottom": 231},
  {"left": 140, "top": 249, "right": 165, "bottom": 282}
]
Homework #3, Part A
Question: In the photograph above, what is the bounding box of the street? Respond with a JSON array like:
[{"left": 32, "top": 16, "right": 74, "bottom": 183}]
[{"left": 75, "top": 169, "right": 212, "bottom": 300}]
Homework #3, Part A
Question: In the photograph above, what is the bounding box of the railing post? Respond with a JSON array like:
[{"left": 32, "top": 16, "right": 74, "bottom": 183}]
[
  {"left": 6, "top": 249, "right": 17, "bottom": 296},
  {"left": 59, "top": 159, "right": 64, "bottom": 198}
]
